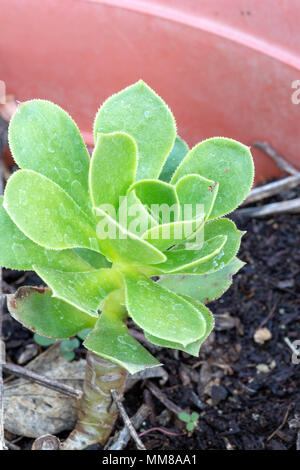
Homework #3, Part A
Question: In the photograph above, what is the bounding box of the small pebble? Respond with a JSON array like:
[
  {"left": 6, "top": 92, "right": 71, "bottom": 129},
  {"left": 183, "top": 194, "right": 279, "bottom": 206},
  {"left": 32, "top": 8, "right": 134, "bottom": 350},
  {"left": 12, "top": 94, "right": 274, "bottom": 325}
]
[
  {"left": 277, "top": 279, "right": 294, "bottom": 289},
  {"left": 256, "top": 363, "right": 270, "bottom": 374},
  {"left": 254, "top": 327, "right": 272, "bottom": 344},
  {"left": 17, "top": 343, "right": 39, "bottom": 364}
]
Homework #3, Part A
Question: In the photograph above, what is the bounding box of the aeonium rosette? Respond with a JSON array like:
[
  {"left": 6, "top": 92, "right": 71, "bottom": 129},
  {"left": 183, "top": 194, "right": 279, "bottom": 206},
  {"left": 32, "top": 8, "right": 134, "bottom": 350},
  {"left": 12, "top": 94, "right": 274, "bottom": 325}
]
[{"left": 0, "top": 81, "right": 254, "bottom": 373}]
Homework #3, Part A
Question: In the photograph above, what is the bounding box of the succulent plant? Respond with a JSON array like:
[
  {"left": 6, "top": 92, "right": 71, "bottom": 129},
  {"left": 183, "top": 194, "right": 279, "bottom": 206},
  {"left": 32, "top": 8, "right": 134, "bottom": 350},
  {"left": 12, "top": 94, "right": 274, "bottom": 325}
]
[{"left": 0, "top": 81, "right": 254, "bottom": 447}]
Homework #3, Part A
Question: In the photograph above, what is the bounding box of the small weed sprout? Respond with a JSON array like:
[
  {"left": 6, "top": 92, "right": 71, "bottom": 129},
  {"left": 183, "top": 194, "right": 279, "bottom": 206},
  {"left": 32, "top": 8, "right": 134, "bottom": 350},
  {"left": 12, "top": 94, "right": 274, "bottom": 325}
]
[
  {"left": 34, "top": 333, "right": 82, "bottom": 361},
  {"left": 178, "top": 412, "right": 200, "bottom": 432}
]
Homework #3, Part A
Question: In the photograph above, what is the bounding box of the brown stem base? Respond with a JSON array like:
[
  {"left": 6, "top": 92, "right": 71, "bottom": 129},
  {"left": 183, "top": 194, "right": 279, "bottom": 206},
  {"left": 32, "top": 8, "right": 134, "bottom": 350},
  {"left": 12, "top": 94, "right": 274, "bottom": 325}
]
[{"left": 60, "top": 352, "right": 127, "bottom": 450}]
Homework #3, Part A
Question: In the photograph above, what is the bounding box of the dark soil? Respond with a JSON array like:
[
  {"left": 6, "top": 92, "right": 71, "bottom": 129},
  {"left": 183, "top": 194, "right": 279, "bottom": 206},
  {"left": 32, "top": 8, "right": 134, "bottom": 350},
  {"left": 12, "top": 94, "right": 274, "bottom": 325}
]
[
  {"left": 1, "top": 117, "right": 299, "bottom": 450},
  {"left": 125, "top": 192, "right": 300, "bottom": 451}
]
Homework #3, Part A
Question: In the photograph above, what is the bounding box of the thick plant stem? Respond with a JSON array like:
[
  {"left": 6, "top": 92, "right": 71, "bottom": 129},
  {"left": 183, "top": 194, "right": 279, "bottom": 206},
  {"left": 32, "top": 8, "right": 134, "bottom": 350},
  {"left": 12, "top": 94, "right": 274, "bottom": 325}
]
[{"left": 60, "top": 351, "right": 127, "bottom": 450}]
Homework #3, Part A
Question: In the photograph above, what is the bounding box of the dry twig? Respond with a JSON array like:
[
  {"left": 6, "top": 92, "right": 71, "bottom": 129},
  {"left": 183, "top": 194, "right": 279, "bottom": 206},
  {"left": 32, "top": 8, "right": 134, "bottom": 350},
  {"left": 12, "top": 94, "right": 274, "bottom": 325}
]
[
  {"left": 3, "top": 362, "right": 82, "bottom": 399},
  {"left": 259, "top": 298, "right": 279, "bottom": 328},
  {"left": 5, "top": 439, "right": 20, "bottom": 451},
  {"left": 243, "top": 174, "right": 300, "bottom": 205},
  {"left": 111, "top": 389, "right": 146, "bottom": 450},
  {"left": 267, "top": 403, "right": 292, "bottom": 441},
  {"left": 139, "top": 427, "right": 185, "bottom": 438},
  {"left": 108, "top": 404, "right": 150, "bottom": 450},
  {"left": 253, "top": 141, "right": 298, "bottom": 175},
  {"left": 237, "top": 198, "right": 300, "bottom": 218},
  {"left": 147, "top": 381, "right": 184, "bottom": 415},
  {"left": 240, "top": 142, "right": 300, "bottom": 215}
]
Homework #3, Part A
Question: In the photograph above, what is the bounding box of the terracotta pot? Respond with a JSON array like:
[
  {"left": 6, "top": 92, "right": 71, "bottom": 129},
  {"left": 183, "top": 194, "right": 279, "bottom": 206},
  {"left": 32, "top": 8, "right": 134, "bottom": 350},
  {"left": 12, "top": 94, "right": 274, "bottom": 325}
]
[{"left": 1, "top": 0, "right": 300, "bottom": 181}]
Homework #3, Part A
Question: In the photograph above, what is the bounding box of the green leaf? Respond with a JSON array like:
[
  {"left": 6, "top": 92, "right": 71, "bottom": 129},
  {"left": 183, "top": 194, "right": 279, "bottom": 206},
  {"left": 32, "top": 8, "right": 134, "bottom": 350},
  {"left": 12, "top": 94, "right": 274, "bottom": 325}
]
[
  {"left": 62, "top": 351, "right": 75, "bottom": 361},
  {"left": 158, "top": 257, "right": 245, "bottom": 303},
  {"left": 8, "top": 99, "right": 92, "bottom": 217},
  {"left": 122, "top": 270, "right": 206, "bottom": 347},
  {"left": 0, "top": 196, "right": 92, "bottom": 272},
  {"left": 153, "top": 235, "right": 227, "bottom": 273},
  {"left": 171, "top": 137, "right": 254, "bottom": 218},
  {"left": 94, "top": 206, "right": 166, "bottom": 265},
  {"left": 118, "top": 189, "right": 158, "bottom": 237},
  {"left": 34, "top": 266, "right": 123, "bottom": 316},
  {"left": 77, "top": 328, "right": 93, "bottom": 341},
  {"left": 145, "top": 331, "right": 198, "bottom": 356},
  {"left": 178, "top": 412, "right": 191, "bottom": 423},
  {"left": 4, "top": 170, "right": 98, "bottom": 251},
  {"left": 186, "top": 422, "right": 195, "bottom": 432},
  {"left": 181, "top": 295, "right": 214, "bottom": 345},
  {"left": 142, "top": 216, "right": 204, "bottom": 252},
  {"left": 89, "top": 132, "right": 137, "bottom": 209},
  {"left": 175, "top": 174, "right": 219, "bottom": 221},
  {"left": 61, "top": 337, "right": 80, "bottom": 353},
  {"left": 34, "top": 333, "right": 57, "bottom": 346},
  {"left": 73, "top": 248, "right": 111, "bottom": 269},
  {"left": 84, "top": 291, "right": 160, "bottom": 374},
  {"left": 191, "top": 412, "right": 199, "bottom": 421},
  {"left": 7, "top": 287, "right": 96, "bottom": 339},
  {"left": 94, "top": 80, "right": 176, "bottom": 180},
  {"left": 145, "top": 295, "right": 214, "bottom": 356},
  {"left": 159, "top": 136, "right": 189, "bottom": 182},
  {"left": 179, "top": 218, "right": 243, "bottom": 274},
  {"left": 129, "top": 179, "right": 180, "bottom": 223}
]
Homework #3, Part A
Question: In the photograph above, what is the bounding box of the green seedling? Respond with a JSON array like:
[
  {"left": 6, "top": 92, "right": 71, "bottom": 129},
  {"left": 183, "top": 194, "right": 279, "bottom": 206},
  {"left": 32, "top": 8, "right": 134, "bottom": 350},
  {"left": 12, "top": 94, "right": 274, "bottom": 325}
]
[
  {"left": 0, "top": 80, "right": 254, "bottom": 448},
  {"left": 34, "top": 333, "right": 81, "bottom": 361},
  {"left": 33, "top": 333, "right": 56, "bottom": 348},
  {"left": 60, "top": 337, "right": 80, "bottom": 361},
  {"left": 178, "top": 412, "right": 200, "bottom": 432}
]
